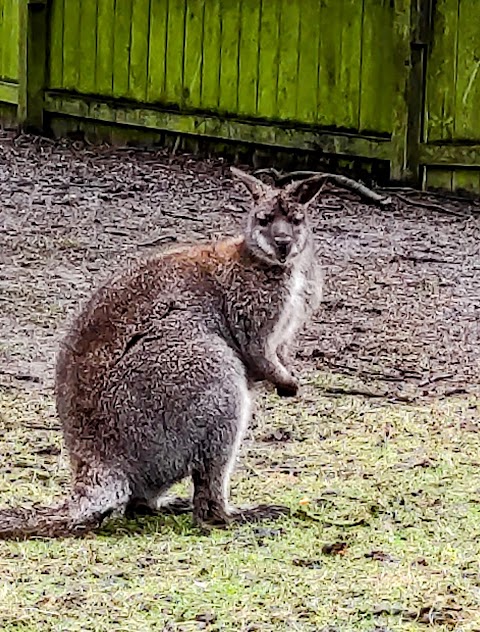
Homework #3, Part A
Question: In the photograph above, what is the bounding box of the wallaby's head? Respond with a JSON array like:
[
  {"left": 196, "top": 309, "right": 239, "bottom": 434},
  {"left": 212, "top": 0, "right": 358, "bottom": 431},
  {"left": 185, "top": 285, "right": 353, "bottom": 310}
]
[{"left": 232, "top": 168, "right": 323, "bottom": 267}]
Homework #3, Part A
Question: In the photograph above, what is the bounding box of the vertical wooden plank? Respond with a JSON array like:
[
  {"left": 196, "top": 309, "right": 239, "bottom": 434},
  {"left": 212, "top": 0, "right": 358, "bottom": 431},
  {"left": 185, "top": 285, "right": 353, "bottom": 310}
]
[
  {"left": 390, "top": 0, "right": 413, "bottom": 180},
  {"left": 113, "top": 0, "right": 132, "bottom": 98},
  {"left": 165, "top": 0, "right": 186, "bottom": 105},
  {"left": 405, "top": 0, "right": 432, "bottom": 185},
  {"left": 1, "top": 0, "right": 7, "bottom": 79},
  {"left": 0, "top": 0, "right": 3, "bottom": 79},
  {"left": 317, "top": 0, "right": 364, "bottom": 129},
  {"left": 96, "top": 0, "right": 115, "bottom": 96},
  {"left": 201, "top": 0, "right": 221, "bottom": 110},
  {"left": 147, "top": 0, "right": 168, "bottom": 102},
  {"left": 0, "top": 0, "right": 4, "bottom": 80},
  {"left": 2, "top": 0, "right": 11, "bottom": 79},
  {"left": 425, "top": 168, "right": 453, "bottom": 191},
  {"left": 63, "top": 0, "right": 81, "bottom": 90},
  {"left": 183, "top": 0, "right": 204, "bottom": 110},
  {"left": 276, "top": 0, "right": 300, "bottom": 121},
  {"left": 11, "top": 0, "right": 19, "bottom": 79},
  {"left": 237, "top": 0, "right": 260, "bottom": 117},
  {"left": 129, "top": 0, "right": 150, "bottom": 101},
  {"left": 17, "top": 0, "right": 27, "bottom": 108},
  {"left": 296, "top": 0, "right": 321, "bottom": 124},
  {"left": 454, "top": 0, "right": 480, "bottom": 140},
  {"left": 452, "top": 169, "right": 480, "bottom": 194},
  {"left": 3, "top": 0, "right": 19, "bottom": 81},
  {"left": 257, "top": 0, "right": 280, "bottom": 119},
  {"left": 359, "top": 0, "right": 394, "bottom": 134},
  {"left": 339, "top": 0, "right": 364, "bottom": 130},
  {"left": 219, "top": 0, "right": 240, "bottom": 114},
  {"left": 425, "top": 0, "right": 459, "bottom": 141},
  {"left": 48, "top": 0, "right": 65, "bottom": 89},
  {"left": 18, "top": 1, "right": 48, "bottom": 129},
  {"left": 11, "top": 0, "right": 20, "bottom": 80},
  {"left": 317, "top": 0, "right": 342, "bottom": 126},
  {"left": 78, "top": 0, "right": 97, "bottom": 94}
]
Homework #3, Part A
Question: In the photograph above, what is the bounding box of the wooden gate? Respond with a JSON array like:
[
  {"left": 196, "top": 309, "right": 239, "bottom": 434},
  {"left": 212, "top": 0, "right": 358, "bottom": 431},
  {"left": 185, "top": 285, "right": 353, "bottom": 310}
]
[{"left": 420, "top": 0, "right": 480, "bottom": 193}]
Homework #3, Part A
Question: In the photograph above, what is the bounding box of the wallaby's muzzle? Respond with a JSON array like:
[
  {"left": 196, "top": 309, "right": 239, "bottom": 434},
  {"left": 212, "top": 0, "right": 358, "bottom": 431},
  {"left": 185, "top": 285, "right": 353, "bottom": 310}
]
[{"left": 274, "top": 235, "right": 293, "bottom": 261}]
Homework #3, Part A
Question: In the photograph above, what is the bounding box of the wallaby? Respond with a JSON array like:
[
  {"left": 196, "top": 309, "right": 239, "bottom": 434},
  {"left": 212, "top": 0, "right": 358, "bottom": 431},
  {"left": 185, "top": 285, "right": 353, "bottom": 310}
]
[{"left": 0, "top": 168, "right": 324, "bottom": 539}]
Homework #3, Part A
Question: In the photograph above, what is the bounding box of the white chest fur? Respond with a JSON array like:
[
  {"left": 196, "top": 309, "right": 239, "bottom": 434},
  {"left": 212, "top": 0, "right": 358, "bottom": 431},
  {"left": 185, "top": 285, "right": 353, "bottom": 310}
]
[{"left": 267, "top": 265, "right": 307, "bottom": 354}]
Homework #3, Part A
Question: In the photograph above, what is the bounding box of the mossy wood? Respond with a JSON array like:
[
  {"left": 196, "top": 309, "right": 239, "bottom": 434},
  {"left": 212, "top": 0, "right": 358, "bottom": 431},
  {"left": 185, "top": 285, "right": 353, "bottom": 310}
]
[
  {"left": 0, "top": 0, "right": 479, "bottom": 193},
  {"left": 0, "top": 0, "right": 20, "bottom": 105}
]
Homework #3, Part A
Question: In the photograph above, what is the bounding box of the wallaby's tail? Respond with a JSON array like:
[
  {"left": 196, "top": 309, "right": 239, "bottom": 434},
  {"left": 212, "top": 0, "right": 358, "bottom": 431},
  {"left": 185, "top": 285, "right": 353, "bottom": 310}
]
[{"left": 0, "top": 502, "right": 103, "bottom": 540}]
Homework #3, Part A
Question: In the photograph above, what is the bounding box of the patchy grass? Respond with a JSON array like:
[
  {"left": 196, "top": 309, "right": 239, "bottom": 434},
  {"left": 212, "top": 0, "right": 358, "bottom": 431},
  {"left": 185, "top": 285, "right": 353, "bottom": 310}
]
[{"left": 0, "top": 374, "right": 480, "bottom": 632}]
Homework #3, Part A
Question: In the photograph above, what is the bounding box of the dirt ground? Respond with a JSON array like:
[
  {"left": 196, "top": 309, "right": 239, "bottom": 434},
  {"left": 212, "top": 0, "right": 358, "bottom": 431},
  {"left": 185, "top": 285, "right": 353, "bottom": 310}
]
[{"left": 0, "top": 130, "right": 479, "bottom": 401}]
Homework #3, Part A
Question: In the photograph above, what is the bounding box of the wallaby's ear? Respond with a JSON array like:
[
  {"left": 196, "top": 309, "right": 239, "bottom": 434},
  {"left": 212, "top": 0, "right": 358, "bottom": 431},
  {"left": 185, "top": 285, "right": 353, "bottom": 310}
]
[
  {"left": 230, "top": 167, "right": 271, "bottom": 201},
  {"left": 286, "top": 174, "right": 327, "bottom": 206}
]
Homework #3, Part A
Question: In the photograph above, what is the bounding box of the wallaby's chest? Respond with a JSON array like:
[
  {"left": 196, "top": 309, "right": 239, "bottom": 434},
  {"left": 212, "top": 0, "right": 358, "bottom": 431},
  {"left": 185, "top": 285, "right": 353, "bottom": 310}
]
[{"left": 267, "top": 266, "right": 307, "bottom": 350}]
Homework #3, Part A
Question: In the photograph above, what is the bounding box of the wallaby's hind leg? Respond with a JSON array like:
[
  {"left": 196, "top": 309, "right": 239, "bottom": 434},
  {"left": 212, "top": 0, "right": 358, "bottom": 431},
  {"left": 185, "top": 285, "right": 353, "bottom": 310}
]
[
  {"left": 192, "top": 383, "right": 289, "bottom": 528},
  {"left": 192, "top": 380, "right": 251, "bottom": 527},
  {"left": 192, "top": 466, "right": 232, "bottom": 526},
  {"left": 192, "top": 458, "right": 290, "bottom": 528}
]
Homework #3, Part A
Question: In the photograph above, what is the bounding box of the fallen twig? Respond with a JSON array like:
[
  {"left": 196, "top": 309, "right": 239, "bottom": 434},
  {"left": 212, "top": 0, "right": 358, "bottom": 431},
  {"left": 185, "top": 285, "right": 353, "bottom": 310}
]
[
  {"left": 138, "top": 234, "right": 177, "bottom": 248},
  {"left": 253, "top": 168, "right": 392, "bottom": 207},
  {"left": 103, "top": 227, "right": 131, "bottom": 237},
  {"left": 0, "top": 369, "right": 40, "bottom": 383},
  {"left": 397, "top": 253, "right": 459, "bottom": 265},
  {"left": 380, "top": 185, "right": 480, "bottom": 207},
  {"left": 322, "top": 386, "right": 387, "bottom": 398},
  {"left": 161, "top": 210, "right": 203, "bottom": 222},
  {"left": 393, "top": 193, "right": 467, "bottom": 217}
]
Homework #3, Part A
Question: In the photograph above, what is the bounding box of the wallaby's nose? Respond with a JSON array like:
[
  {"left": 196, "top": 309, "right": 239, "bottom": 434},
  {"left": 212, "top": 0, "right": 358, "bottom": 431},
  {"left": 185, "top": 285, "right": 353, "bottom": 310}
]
[
  {"left": 274, "top": 235, "right": 293, "bottom": 256},
  {"left": 274, "top": 235, "right": 292, "bottom": 247}
]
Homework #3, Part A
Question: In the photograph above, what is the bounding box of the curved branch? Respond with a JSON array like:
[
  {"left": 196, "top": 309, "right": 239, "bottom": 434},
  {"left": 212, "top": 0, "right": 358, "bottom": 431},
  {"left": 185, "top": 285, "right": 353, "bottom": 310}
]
[{"left": 253, "top": 168, "right": 392, "bottom": 207}]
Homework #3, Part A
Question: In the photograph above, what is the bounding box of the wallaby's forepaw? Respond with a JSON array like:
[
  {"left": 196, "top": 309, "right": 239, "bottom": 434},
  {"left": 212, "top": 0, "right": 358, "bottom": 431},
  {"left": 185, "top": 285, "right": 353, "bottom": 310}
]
[
  {"left": 276, "top": 380, "right": 299, "bottom": 397},
  {"left": 231, "top": 504, "right": 290, "bottom": 524}
]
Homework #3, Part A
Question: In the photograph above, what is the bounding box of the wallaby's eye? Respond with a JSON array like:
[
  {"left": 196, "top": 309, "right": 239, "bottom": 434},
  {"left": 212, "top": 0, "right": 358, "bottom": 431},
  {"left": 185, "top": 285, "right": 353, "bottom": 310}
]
[
  {"left": 257, "top": 215, "right": 270, "bottom": 227},
  {"left": 292, "top": 213, "right": 304, "bottom": 225}
]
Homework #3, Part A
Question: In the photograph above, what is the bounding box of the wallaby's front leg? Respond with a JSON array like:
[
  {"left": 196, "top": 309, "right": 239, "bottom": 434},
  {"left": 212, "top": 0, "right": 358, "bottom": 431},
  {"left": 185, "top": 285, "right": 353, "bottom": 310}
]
[
  {"left": 242, "top": 341, "right": 298, "bottom": 397},
  {"left": 277, "top": 341, "right": 294, "bottom": 368},
  {"left": 276, "top": 343, "right": 299, "bottom": 396}
]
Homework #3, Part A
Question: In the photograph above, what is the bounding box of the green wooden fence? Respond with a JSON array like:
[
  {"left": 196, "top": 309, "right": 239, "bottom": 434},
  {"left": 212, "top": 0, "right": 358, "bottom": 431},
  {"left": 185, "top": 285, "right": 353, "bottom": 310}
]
[
  {"left": 48, "top": 0, "right": 396, "bottom": 133},
  {"left": 422, "top": 0, "right": 480, "bottom": 192},
  {"left": 1, "top": 0, "right": 480, "bottom": 193},
  {"left": 0, "top": 0, "right": 20, "bottom": 106}
]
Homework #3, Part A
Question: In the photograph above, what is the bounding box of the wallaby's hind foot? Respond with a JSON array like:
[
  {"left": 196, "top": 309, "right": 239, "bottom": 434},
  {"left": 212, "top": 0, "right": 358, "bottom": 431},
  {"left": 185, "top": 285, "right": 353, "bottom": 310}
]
[
  {"left": 191, "top": 456, "right": 289, "bottom": 529},
  {"left": 194, "top": 503, "right": 290, "bottom": 530},
  {"left": 192, "top": 482, "right": 231, "bottom": 528},
  {"left": 125, "top": 496, "right": 193, "bottom": 518},
  {"left": 230, "top": 504, "right": 290, "bottom": 524},
  {"left": 192, "top": 464, "right": 234, "bottom": 528}
]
